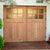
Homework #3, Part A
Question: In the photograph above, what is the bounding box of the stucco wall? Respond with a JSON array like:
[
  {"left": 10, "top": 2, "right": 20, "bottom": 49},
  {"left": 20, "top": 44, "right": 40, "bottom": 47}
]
[{"left": 0, "top": 0, "right": 50, "bottom": 41}]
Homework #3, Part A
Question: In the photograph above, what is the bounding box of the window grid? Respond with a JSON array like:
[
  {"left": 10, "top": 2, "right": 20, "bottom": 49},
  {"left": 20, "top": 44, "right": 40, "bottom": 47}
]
[
  {"left": 6, "top": 8, "right": 23, "bottom": 19},
  {"left": 28, "top": 8, "right": 43, "bottom": 19},
  {"left": 6, "top": 8, "right": 44, "bottom": 19}
]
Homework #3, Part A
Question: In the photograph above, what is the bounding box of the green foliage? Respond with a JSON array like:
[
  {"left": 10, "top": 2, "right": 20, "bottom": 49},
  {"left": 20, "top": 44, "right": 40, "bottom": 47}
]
[
  {"left": 0, "top": 48, "right": 1, "bottom": 50},
  {"left": 0, "top": 19, "right": 2, "bottom": 29},
  {"left": 0, "top": 35, "right": 4, "bottom": 49},
  {"left": 36, "top": 0, "right": 43, "bottom": 3},
  {"left": 46, "top": 0, "right": 50, "bottom": 1},
  {"left": 7, "top": 0, "right": 17, "bottom": 7}
]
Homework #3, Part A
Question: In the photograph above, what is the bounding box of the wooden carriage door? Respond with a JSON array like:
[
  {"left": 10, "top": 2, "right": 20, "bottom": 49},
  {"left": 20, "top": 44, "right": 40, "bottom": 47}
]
[
  {"left": 4, "top": 6, "right": 46, "bottom": 42},
  {"left": 27, "top": 6, "right": 46, "bottom": 41},
  {"left": 4, "top": 6, "right": 26, "bottom": 42}
]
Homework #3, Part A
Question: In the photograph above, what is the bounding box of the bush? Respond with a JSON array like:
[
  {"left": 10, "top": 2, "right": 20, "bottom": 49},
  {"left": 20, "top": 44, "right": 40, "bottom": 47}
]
[
  {"left": 0, "top": 19, "right": 2, "bottom": 29},
  {"left": 0, "top": 35, "right": 4, "bottom": 50}
]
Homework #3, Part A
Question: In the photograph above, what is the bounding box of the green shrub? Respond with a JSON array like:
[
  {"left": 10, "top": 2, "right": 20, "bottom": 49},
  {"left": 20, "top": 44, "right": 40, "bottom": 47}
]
[
  {"left": 0, "top": 35, "right": 4, "bottom": 50},
  {"left": 0, "top": 19, "right": 2, "bottom": 29},
  {"left": 7, "top": 0, "right": 17, "bottom": 7}
]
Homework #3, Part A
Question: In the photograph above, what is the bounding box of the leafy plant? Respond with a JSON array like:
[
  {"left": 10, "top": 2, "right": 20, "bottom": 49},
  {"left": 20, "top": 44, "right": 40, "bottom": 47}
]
[
  {"left": 7, "top": 0, "right": 17, "bottom": 7},
  {"left": 36, "top": 0, "right": 43, "bottom": 3},
  {"left": 0, "top": 19, "right": 2, "bottom": 29},
  {"left": 46, "top": 0, "right": 50, "bottom": 1},
  {"left": 0, "top": 35, "right": 4, "bottom": 50}
]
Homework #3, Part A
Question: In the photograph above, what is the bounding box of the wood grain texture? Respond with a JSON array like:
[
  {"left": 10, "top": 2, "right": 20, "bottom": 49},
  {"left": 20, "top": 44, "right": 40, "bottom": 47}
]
[{"left": 4, "top": 6, "right": 46, "bottom": 42}]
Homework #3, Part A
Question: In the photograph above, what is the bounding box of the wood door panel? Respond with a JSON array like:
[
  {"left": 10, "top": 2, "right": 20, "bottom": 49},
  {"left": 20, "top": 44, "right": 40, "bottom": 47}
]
[
  {"left": 33, "top": 22, "right": 38, "bottom": 41},
  {"left": 4, "top": 23, "right": 12, "bottom": 42},
  {"left": 4, "top": 23, "right": 18, "bottom": 42},
  {"left": 39, "top": 23, "right": 44, "bottom": 41},
  {"left": 27, "top": 22, "right": 33, "bottom": 41},
  {"left": 18, "top": 23, "right": 24, "bottom": 42},
  {"left": 32, "top": 22, "right": 45, "bottom": 41},
  {"left": 39, "top": 22, "right": 45, "bottom": 41},
  {"left": 12, "top": 23, "right": 18, "bottom": 42}
]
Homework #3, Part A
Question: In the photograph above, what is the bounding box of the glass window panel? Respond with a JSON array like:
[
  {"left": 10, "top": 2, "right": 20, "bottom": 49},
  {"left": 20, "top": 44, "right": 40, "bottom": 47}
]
[
  {"left": 33, "top": 9, "right": 38, "bottom": 14},
  {"left": 6, "top": 14, "right": 17, "bottom": 19},
  {"left": 39, "top": 15, "right": 43, "bottom": 19},
  {"left": 6, "top": 8, "right": 12, "bottom": 13},
  {"left": 18, "top": 16, "right": 23, "bottom": 19},
  {"left": 28, "top": 9, "right": 33, "bottom": 13},
  {"left": 18, "top": 9, "right": 23, "bottom": 13},
  {"left": 28, "top": 14, "right": 33, "bottom": 19},
  {"left": 12, "top": 14, "right": 17, "bottom": 18},
  {"left": 12, "top": 8, "right": 17, "bottom": 13},
  {"left": 34, "top": 14, "right": 38, "bottom": 19},
  {"left": 18, "top": 14, "right": 23, "bottom": 17},
  {"left": 6, "top": 14, "right": 12, "bottom": 19},
  {"left": 18, "top": 14, "right": 23, "bottom": 19},
  {"left": 39, "top": 9, "right": 43, "bottom": 13},
  {"left": 33, "top": 9, "right": 38, "bottom": 19}
]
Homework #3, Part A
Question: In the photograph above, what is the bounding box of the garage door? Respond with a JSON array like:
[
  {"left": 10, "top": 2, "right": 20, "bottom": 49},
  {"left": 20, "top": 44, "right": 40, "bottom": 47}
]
[{"left": 4, "top": 6, "right": 46, "bottom": 42}]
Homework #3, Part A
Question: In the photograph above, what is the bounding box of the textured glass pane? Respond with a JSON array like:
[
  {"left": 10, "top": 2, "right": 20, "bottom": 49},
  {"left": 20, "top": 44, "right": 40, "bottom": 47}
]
[
  {"left": 39, "top": 9, "right": 43, "bottom": 13},
  {"left": 18, "top": 14, "right": 23, "bottom": 17},
  {"left": 33, "top": 9, "right": 38, "bottom": 14},
  {"left": 18, "top": 14, "right": 23, "bottom": 19},
  {"left": 18, "top": 16, "right": 23, "bottom": 19},
  {"left": 39, "top": 15, "right": 43, "bottom": 19},
  {"left": 12, "top": 14, "right": 17, "bottom": 18},
  {"left": 6, "top": 8, "right": 12, "bottom": 13},
  {"left": 6, "top": 14, "right": 12, "bottom": 19},
  {"left": 18, "top": 9, "right": 23, "bottom": 13},
  {"left": 6, "top": 14, "right": 17, "bottom": 19},
  {"left": 28, "top": 14, "right": 33, "bottom": 19},
  {"left": 33, "top": 9, "right": 38, "bottom": 19},
  {"left": 28, "top": 9, "right": 33, "bottom": 13},
  {"left": 12, "top": 8, "right": 17, "bottom": 13},
  {"left": 34, "top": 14, "right": 38, "bottom": 19}
]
